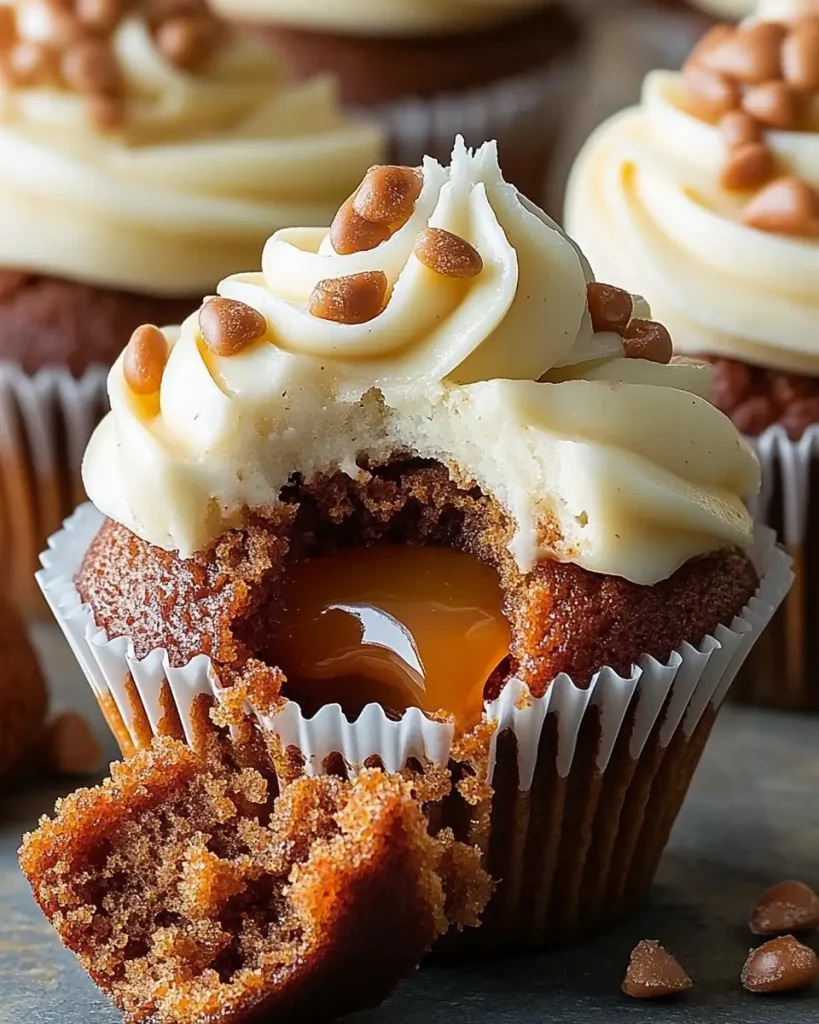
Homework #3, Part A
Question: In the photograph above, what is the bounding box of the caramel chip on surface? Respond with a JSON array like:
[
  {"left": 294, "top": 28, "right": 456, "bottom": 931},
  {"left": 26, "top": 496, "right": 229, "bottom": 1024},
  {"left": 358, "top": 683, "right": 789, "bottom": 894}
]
[
  {"left": 699, "top": 20, "right": 784, "bottom": 83},
  {"left": 123, "top": 324, "right": 168, "bottom": 395},
  {"left": 742, "top": 935, "right": 819, "bottom": 993},
  {"left": 742, "top": 176, "right": 819, "bottom": 236},
  {"left": 587, "top": 282, "right": 633, "bottom": 334},
  {"left": 414, "top": 228, "right": 483, "bottom": 279},
  {"left": 76, "top": 0, "right": 124, "bottom": 34},
  {"left": 155, "top": 14, "right": 217, "bottom": 71},
  {"left": 721, "top": 142, "right": 775, "bottom": 191},
  {"left": 61, "top": 38, "right": 120, "bottom": 94},
  {"left": 622, "top": 940, "right": 693, "bottom": 999},
  {"left": 782, "top": 19, "right": 819, "bottom": 91},
  {"left": 199, "top": 297, "right": 267, "bottom": 356},
  {"left": 353, "top": 165, "right": 423, "bottom": 227},
  {"left": 750, "top": 880, "right": 819, "bottom": 936},
  {"left": 719, "top": 110, "right": 763, "bottom": 149},
  {"left": 308, "top": 271, "right": 388, "bottom": 325},
  {"left": 683, "top": 61, "right": 741, "bottom": 120},
  {"left": 623, "top": 319, "right": 673, "bottom": 363},
  {"left": 742, "top": 80, "right": 799, "bottom": 130},
  {"left": 330, "top": 197, "right": 393, "bottom": 255}
]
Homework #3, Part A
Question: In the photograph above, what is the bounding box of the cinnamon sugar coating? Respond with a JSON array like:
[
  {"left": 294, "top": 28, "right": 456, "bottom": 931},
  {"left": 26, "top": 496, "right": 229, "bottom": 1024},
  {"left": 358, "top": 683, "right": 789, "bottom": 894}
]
[
  {"left": 20, "top": 737, "right": 489, "bottom": 1024},
  {"left": 77, "top": 461, "right": 759, "bottom": 701},
  {"left": 0, "top": 591, "right": 48, "bottom": 775}
]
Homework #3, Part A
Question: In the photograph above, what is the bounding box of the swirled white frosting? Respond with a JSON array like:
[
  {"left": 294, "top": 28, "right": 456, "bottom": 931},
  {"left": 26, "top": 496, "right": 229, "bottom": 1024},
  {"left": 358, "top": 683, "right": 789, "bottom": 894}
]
[
  {"left": 0, "top": 12, "right": 382, "bottom": 295},
  {"left": 84, "top": 139, "right": 759, "bottom": 584},
  {"left": 565, "top": 67, "right": 819, "bottom": 375},
  {"left": 209, "top": 0, "right": 551, "bottom": 36}
]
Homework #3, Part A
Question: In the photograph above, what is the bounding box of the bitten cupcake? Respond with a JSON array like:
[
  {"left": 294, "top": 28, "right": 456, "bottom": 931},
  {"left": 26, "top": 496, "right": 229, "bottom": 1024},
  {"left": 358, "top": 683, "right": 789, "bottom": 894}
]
[
  {"left": 565, "top": 7, "right": 819, "bottom": 708},
  {"left": 39, "top": 140, "right": 790, "bottom": 951},
  {"left": 209, "top": 0, "right": 580, "bottom": 205},
  {"left": 0, "top": 0, "right": 382, "bottom": 616}
]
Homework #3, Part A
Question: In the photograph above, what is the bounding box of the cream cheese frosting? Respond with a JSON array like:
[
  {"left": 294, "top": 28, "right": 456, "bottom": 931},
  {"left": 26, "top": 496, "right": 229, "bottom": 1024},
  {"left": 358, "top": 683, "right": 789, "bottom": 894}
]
[
  {"left": 0, "top": 7, "right": 383, "bottom": 296},
  {"left": 83, "top": 139, "right": 759, "bottom": 585},
  {"left": 208, "top": 0, "right": 552, "bottom": 36},
  {"left": 564, "top": 64, "right": 819, "bottom": 376}
]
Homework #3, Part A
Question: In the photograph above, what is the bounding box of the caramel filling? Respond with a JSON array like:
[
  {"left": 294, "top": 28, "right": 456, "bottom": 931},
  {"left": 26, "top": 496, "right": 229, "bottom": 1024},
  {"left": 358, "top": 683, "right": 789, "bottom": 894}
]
[{"left": 269, "top": 546, "right": 511, "bottom": 728}]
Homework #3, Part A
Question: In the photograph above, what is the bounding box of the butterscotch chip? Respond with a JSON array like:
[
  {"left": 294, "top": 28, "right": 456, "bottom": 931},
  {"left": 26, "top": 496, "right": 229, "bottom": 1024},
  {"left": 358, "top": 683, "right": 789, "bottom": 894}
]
[
  {"left": 721, "top": 142, "right": 775, "bottom": 191},
  {"left": 587, "top": 282, "right": 633, "bottom": 334},
  {"left": 742, "top": 80, "right": 799, "bottom": 130},
  {"left": 35, "top": 3, "right": 84, "bottom": 48},
  {"left": 622, "top": 940, "right": 693, "bottom": 999},
  {"left": 76, "top": 0, "right": 123, "bottom": 34},
  {"left": 414, "top": 227, "right": 483, "bottom": 279},
  {"left": 124, "top": 324, "right": 168, "bottom": 394},
  {"left": 683, "top": 61, "right": 741, "bottom": 120},
  {"left": 353, "top": 165, "right": 423, "bottom": 227},
  {"left": 330, "top": 197, "right": 393, "bottom": 255},
  {"left": 155, "top": 14, "right": 217, "bottom": 70},
  {"left": 8, "top": 41, "right": 53, "bottom": 84},
  {"left": 782, "top": 20, "right": 819, "bottom": 91},
  {"left": 61, "top": 39, "right": 120, "bottom": 94},
  {"left": 623, "top": 319, "right": 673, "bottom": 363},
  {"left": 45, "top": 713, "right": 103, "bottom": 777},
  {"left": 699, "top": 20, "right": 784, "bottom": 83},
  {"left": 199, "top": 297, "right": 267, "bottom": 356},
  {"left": 308, "top": 270, "right": 388, "bottom": 325},
  {"left": 750, "top": 880, "right": 819, "bottom": 936},
  {"left": 742, "top": 936, "right": 819, "bottom": 993},
  {"left": 0, "top": 7, "right": 16, "bottom": 49},
  {"left": 689, "top": 23, "right": 736, "bottom": 65},
  {"left": 719, "top": 110, "right": 763, "bottom": 149},
  {"left": 742, "top": 176, "right": 819, "bottom": 236}
]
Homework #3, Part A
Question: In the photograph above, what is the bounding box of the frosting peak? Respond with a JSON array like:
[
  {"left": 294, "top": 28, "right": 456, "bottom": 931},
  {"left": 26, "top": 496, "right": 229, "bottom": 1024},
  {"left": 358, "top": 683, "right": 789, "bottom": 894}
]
[{"left": 84, "top": 140, "right": 759, "bottom": 585}]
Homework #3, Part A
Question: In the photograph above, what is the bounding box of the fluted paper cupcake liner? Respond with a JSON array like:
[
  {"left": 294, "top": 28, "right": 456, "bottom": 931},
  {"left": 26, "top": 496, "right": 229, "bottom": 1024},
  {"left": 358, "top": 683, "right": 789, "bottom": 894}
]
[
  {"left": 368, "top": 57, "right": 581, "bottom": 213},
  {"left": 0, "top": 364, "right": 108, "bottom": 619},
  {"left": 734, "top": 424, "right": 819, "bottom": 710},
  {"left": 38, "top": 504, "right": 791, "bottom": 950}
]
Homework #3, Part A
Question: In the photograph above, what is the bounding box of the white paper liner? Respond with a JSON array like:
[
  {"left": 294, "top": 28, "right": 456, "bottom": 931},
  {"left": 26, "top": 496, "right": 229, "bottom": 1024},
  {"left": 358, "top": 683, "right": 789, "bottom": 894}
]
[
  {"left": 749, "top": 424, "right": 819, "bottom": 549},
  {"left": 38, "top": 504, "right": 792, "bottom": 791},
  {"left": 363, "top": 56, "right": 581, "bottom": 209},
  {"left": 0, "top": 362, "right": 108, "bottom": 615}
]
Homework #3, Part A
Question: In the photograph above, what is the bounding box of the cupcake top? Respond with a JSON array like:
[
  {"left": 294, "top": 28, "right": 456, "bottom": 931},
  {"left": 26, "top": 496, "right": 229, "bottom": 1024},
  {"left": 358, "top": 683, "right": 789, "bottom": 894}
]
[
  {"left": 564, "top": 10, "right": 819, "bottom": 377},
  {"left": 83, "top": 139, "right": 759, "bottom": 586},
  {"left": 0, "top": 0, "right": 382, "bottom": 296},
  {"left": 208, "top": 0, "right": 552, "bottom": 36}
]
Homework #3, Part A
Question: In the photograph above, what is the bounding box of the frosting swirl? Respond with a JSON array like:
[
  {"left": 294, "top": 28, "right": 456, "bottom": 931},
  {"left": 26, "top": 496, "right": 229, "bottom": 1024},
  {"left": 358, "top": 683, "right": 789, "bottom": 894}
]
[
  {"left": 84, "top": 140, "right": 759, "bottom": 585},
  {"left": 209, "top": 0, "right": 552, "bottom": 36},
  {"left": 0, "top": 11, "right": 383, "bottom": 295},
  {"left": 564, "top": 55, "right": 819, "bottom": 375}
]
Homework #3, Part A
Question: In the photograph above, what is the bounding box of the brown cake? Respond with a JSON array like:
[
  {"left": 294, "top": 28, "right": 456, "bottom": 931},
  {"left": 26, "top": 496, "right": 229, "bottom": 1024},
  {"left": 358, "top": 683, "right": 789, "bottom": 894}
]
[
  {"left": 20, "top": 736, "right": 491, "bottom": 1024},
  {"left": 41, "top": 144, "right": 787, "bottom": 952},
  {"left": 0, "top": 590, "right": 47, "bottom": 776}
]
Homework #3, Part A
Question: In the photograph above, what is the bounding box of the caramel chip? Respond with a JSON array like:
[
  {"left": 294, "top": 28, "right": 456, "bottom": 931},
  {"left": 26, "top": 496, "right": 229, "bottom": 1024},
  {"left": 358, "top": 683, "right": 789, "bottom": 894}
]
[
  {"left": 76, "top": 0, "right": 123, "bottom": 35},
  {"left": 782, "top": 19, "right": 819, "bottom": 91},
  {"left": 155, "top": 14, "right": 217, "bottom": 70},
  {"left": 414, "top": 228, "right": 483, "bottom": 279},
  {"left": 0, "top": 7, "right": 16, "bottom": 50},
  {"left": 199, "top": 297, "right": 267, "bottom": 356},
  {"left": 123, "top": 324, "right": 168, "bottom": 395},
  {"left": 699, "top": 21, "right": 784, "bottom": 83},
  {"left": 719, "top": 109, "right": 763, "bottom": 149},
  {"left": 742, "top": 80, "right": 799, "bottom": 130},
  {"left": 62, "top": 39, "right": 120, "bottom": 94},
  {"left": 353, "top": 166, "right": 423, "bottom": 227},
  {"left": 683, "top": 61, "right": 741, "bottom": 120},
  {"left": 742, "top": 175, "right": 819, "bottom": 236},
  {"left": 622, "top": 940, "right": 693, "bottom": 999},
  {"left": 721, "top": 142, "right": 775, "bottom": 190},
  {"left": 7, "top": 41, "right": 53, "bottom": 85},
  {"left": 741, "top": 935, "right": 819, "bottom": 994},
  {"left": 45, "top": 713, "right": 103, "bottom": 777},
  {"left": 330, "top": 198, "right": 392, "bottom": 255},
  {"left": 623, "top": 319, "right": 673, "bottom": 363},
  {"left": 750, "top": 880, "right": 819, "bottom": 936},
  {"left": 308, "top": 271, "right": 388, "bottom": 325},
  {"left": 587, "top": 282, "right": 633, "bottom": 335}
]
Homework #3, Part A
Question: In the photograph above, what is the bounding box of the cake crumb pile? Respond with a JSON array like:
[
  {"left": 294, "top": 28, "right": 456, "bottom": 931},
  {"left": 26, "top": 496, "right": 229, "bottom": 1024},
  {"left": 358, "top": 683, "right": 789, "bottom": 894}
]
[{"left": 20, "top": 737, "right": 490, "bottom": 1023}]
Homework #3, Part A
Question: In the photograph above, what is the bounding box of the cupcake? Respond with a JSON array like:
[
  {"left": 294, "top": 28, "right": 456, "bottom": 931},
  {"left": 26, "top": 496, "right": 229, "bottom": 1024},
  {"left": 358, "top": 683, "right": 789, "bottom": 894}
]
[
  {"left": 209, "top": 0, "right": 580, "bottom": 205},
  {"left": 565, "top": 8, "right": 819, "bottom": 708},
  {"left": 0, "top": 0, "right": 382, "bottom": 616},
  {"left": 39, "top": 139, "right": 790, "bottom": 951}
]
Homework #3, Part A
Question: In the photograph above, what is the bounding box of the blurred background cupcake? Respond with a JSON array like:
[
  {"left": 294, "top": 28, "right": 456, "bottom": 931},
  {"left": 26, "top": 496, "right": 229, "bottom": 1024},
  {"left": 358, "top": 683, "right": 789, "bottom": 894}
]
[
  {"left": 0, "top": 0, "right": 382, "bottom": 617},
  {"left": 564, "top": 5, "right": 819, "bottom": 708},
  {"left": 209, "top": 0, "right": 584, "bottom": 206}
]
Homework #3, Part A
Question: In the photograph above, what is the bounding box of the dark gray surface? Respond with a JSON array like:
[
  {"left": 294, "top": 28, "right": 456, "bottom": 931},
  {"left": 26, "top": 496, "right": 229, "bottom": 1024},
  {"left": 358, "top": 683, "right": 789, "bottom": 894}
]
[{"left": 2, "top": 628, "right": 818, "bottom": 1023}]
